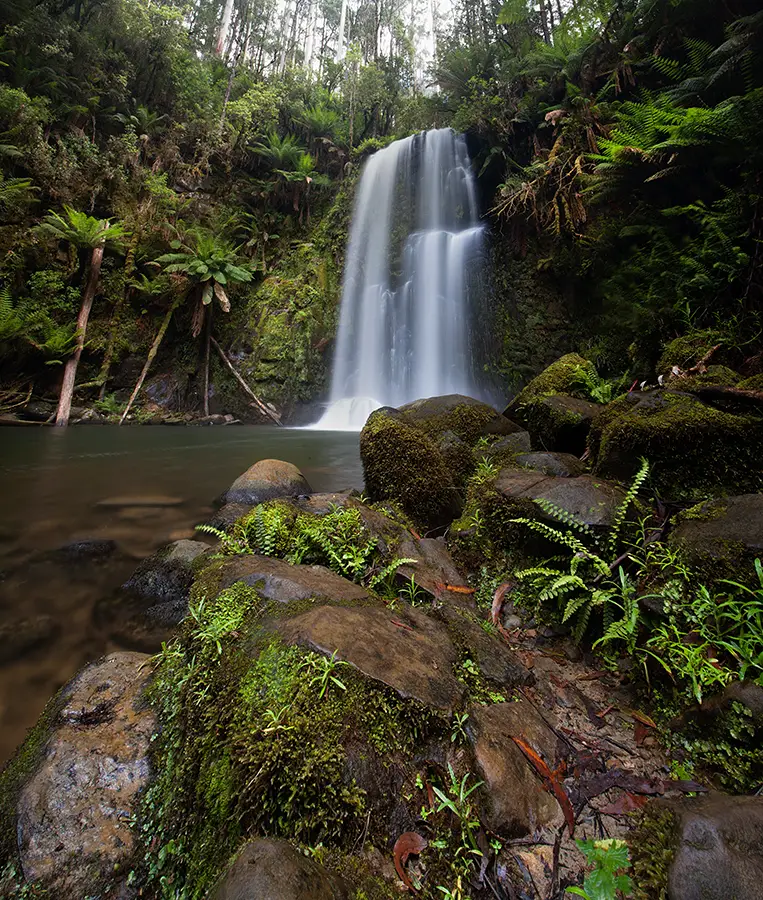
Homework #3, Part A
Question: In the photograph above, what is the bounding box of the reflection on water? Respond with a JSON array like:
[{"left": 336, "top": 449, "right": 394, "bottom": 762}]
[{"left": 0, "top": 426, "right": 362, "bottom": 763}]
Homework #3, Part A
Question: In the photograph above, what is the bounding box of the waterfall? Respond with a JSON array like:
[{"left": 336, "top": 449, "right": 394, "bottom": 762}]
[{"left": 312, "top": 128, "right": 485, "bottom": 431}]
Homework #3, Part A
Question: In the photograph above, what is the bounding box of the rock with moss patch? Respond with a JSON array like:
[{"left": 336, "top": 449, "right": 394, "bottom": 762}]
[
  {"left": 277, "top": 604, "right": 465, "bottom": 712},
  {"left": 669, "top": 494, "right": 763, "bottom": 581},
  {"left": 13, "top": 652, "right": 154, "bottom": 898},
  {"left": 739, "top": 374, "right": 763, "bottom": 391},
  {"left": 513, "top": 394, "right": 601, "bottom": 455},
  {"left": 360, "top": 408, "right": 462, "bottom": 529},
  {"left": 516, "top": 452, "right": 585, "bottom": 478},
  {"left": 656, "top": 793, "right": 763, "bottom": 900},
  {"left": 657, "top": 330, "right": 727, "bottom": 376},
  {"left": 398, "top": 394, "right": 518, "bottom": 443},
  {"left": 505, "top": 353, "right": 596, "bottom": 415},
  {"left": 212, "top": 838, "right": 350, "bottom": 900},
  {"left": 589, "top": 390, "right": 763, "bottom": 501},
  {"left": 220, "top": 459, "right": 312, "bottom": 507}
]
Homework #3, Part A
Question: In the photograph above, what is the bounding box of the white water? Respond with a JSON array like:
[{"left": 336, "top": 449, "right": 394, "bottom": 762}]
[{"left": 311, "top": 128, "right": 485, "bottom": 431}]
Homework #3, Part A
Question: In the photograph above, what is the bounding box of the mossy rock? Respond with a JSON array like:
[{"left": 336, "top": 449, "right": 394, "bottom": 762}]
[
  {"left": 512, "top": 393, "right": 601, "bottom": 455},
  {"left": 665, "top": 365, "right": 740, "bottom": 391},
  {"left": 505, "top": 353, "right": 596, "bottom": 413},
  {"left": 656, "top": 330, "right": 727, "bottom": 375},
  {"left": 739, "top": 374, "right": 763, "bottom": 391},
  {"left": 589, "top": 390, "right": 763, "bottom": 502},
  {"left": 668, "top": 494, "right": 763, "bottom": 584},
  {"left": 398, "top": 394, "right": 516, "bottom": 445},
  {"left": 360, "top": 408, "right": 462, "bottom": 529}
]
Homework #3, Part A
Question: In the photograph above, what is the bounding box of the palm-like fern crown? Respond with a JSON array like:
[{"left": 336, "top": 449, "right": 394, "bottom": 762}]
[
  {"left": 251, "top": 131, "right": 307, "bottom": 172},
  {"left": 154, "top": 229, "right": 252, "bottom": 287},
  {"left": 36, "top": 205, "right": 128, "bottom": 249}
]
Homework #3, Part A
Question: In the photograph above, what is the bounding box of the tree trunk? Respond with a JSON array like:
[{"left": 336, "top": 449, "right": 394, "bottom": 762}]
[
  {"left": 55, "top": 244, "right": 104, "bottom": 427},
  {"left": 203, "top": 305, "right": 212, "bottom": 417},
  {"left": 119, "top": 297, "right": 180, "bottom": 426}
]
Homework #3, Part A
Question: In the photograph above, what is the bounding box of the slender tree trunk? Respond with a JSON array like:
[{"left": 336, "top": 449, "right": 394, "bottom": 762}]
[
  {"left": 216, "top": 0, "right": 235, "bottom": 55},
  {"left": 203, "top": 306, "right": 212, "bottom": 417},
  {"left": 55, "top": 245, "right": 104, "bottom": 427},
  {"left": 119, "top": 297, "right": 180, "bottom": 425},
  {"left": 538, "top": 0, "right": 551, "bottom": 43},
  {"left": 336, "top": 0, "right": 348, "bottom": 60}
]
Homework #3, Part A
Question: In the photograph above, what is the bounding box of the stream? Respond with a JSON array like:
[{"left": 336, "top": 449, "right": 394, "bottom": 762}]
[{"left": 0, "top": 425, "right": 362, "bottom": 763}]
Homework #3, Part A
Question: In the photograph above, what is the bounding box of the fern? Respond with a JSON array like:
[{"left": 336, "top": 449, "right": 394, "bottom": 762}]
[
  {"left": 367, "top": 557, "right": 418, "bottom": 592},
  {"left": 607, "top": 459, "right": 649, "bottom": 554}
]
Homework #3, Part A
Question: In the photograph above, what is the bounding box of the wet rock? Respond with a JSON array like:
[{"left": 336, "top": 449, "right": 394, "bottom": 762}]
[
  {"left": 15, "top": 652, "right": 155, "bottom": 898},
  {"left": 143, "top": 372, "right": 181, "bottom": 410},
  {"left": 395, "top": 536, "right": 473, "bottom": 607},
  {"left": 669, "top": 680, "right": 763, "bottom": 731},
  {"left": 220, "top": 459, "right": 312, "bottom": 506},
  {"left": 516, "top": 394, "right": 601, "bottom": 455},
  {"left": 206, "top": 502, "right": 254, "bottom": 530},
  {"left": 588, "top": 390, "right": 763, "bottom": 501},
  {"left": 122, "top": 539, "right": 209, "bottom": 606},
  {"left": 437, "top": 430, "right": 477, "bottom": 490},
  {"left": 212, "top": 838, "right": 350, "bottom": 900},
  {"left": 663, "top": 793, "right": 763, "bottom": 900},
  {"left": 360, "top": 408, "right": 462, "bottom": 529},
  {"left": 516, "top": 451, "right": 585, "bottom": 478},
  {"left": 215, "top": 555, "right": 370, "bottom": 604},
  {"left": 482, "top": 431, "right": 532, "bottom": 461},
  {"left": 669, "top": 494, "right": 763, "bottom": 580},
  {"left": 0, "top": 615, "right": 59, "bottom": 664},
  {"left": 467, "top": 700, "right": 563, "bottom": 836},
  {"left": 278, "top": 604, "right": 464, "bottom": 712},
  {"left": 54, "top": 538, "right": 119, "bottom": 562},
  {"left": 398, "top": 394, "right": 513, "bottom": 443},
  {"left": 491, "top": 469, "right": 629, "bottom": 534}
]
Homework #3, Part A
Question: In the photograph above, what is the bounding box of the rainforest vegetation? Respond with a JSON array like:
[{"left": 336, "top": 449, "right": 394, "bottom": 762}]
[{"left": 0, "top": 0, "right": 761, "bottom": 422}]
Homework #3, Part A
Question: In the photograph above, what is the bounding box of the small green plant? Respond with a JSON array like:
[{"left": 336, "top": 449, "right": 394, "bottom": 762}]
[
  {"left": 195, "top": 523, "right": 250, "bottom": 555},
  {"left": 450, "top": 711, "right": 469, "bottom": 744},
  {"left": 471, "top": 458, "right": 498, "bottom": 486},
  {"left": 93, "top": 392, "right": 124, "bottom": 415},
  {"left": 397, "top": 574, "right": 427, "bottom": 605},
  {"left": 301, "top": 650, "right": 348, "bottom": 699},
  {"left": 567, "top": 838, "right": 632, "bottom": 899},
  {"left": 431, "top": 764, "right": 484, "bottom": 868}
]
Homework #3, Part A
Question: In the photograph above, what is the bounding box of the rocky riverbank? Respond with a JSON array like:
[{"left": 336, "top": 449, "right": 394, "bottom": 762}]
[{"left": 1, "top": 352, "right": 762, "bottom": 899}]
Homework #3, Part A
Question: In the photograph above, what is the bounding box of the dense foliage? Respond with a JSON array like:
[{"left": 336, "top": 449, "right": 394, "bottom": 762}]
[{"left": 0, "top": 0, "right": 761, "bottom": 416}]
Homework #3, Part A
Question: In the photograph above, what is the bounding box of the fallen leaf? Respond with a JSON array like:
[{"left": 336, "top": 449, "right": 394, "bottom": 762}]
[
  {"left": 598, "top": 792, "right": 649, "bottom": 816},
  {"left": 393, "top": 831, "right": 428, "bottom": 892},
  {"left": 433, "top": 581, "right": 475, "bottom": 595},
  {"left": 622, "top": 708, "right": 657, "bottom": 729},
  {"left": 512, "top": 737, "right": 575, "bottom": 837},
  {"left": 596, "top": 705, "right": 616, "bottom": 720},
  {"left": 391, "top": 619, "right": 414, "bottom": 632},
  {"left": 634, "top": 722, "right": 648, "bottom": 747},
  {"left": 491, "top": 581, "right": 514, "bottom": 626}
]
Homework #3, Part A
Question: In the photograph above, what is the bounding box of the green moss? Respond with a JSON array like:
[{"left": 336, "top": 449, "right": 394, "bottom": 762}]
[
  {"left": 589, "top": 390, "right": 763, "bottom": 501},
  {"left": 134, "top": 582, "right": 447, "bottom": 898},
  {"left": 507, "top": 353, "right": 596, "bottom": 410},
  {"left": 401, "top": 400, "right": 499, "bottom": 445},
  {"left": 656, "top": 329, "right": 725, "bottom": 375},
  {"left": 739, "top": 374, "right": 763, "bottom": 391},
  {"left": 666, "top": 365, "right": 740, "bottom": 390},
  {"left": 360, "top": 409, "right": 461, "bottom": 529},
  {"left": 628, "top": 806, "right": 677, "bottom": 900}
]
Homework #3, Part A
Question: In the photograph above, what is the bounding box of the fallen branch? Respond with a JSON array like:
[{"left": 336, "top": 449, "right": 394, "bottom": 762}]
[{"left": 210, "top": 336, "right": 282, "bottom": 426}]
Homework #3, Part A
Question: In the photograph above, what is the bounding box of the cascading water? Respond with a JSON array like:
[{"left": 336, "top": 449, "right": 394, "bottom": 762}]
[{"left": 312, "top": 128, "right": 485, "bottom": 431}]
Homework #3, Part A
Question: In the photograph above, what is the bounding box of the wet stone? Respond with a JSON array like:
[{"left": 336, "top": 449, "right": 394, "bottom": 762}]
[{"left": 277, "top": 604, "right": 464, "bottom": 712}]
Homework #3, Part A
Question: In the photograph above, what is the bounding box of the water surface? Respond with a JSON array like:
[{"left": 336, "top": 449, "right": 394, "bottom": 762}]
[{"left": 0, "top": 425, "right": 362, "bottom": 762}]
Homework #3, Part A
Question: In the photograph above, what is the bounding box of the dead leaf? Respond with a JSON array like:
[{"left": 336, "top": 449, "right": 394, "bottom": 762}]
[
  {"left": 622, "top": 708, "right": 657, "bottom": 728},
  {"left": 393, "top": 831, "right": 428, "bottom": 892},
  {"left": 434, "top": 581, "right": 475, "bottom": 595},
  {"left": 598, "top": 792, "right": 649, "bottom": 816},
  {"left": 512, "top": 737, "right": 575, "bottom": 837},
  {"left": 634, "top": 722, "right": 649, "bottom": 747},
  {"left": 491, "top": 581, "right": 514, "bottom": 626}
]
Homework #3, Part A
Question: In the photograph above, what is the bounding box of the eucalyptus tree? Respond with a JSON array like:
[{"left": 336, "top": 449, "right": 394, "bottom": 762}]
[{"left": 35, "top": 207, "right": 128, "bottom": 426}]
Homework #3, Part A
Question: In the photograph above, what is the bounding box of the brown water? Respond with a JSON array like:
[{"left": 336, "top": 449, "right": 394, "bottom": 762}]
[{"left": 0, "top": 425, "right": 363, "bottom": 763}]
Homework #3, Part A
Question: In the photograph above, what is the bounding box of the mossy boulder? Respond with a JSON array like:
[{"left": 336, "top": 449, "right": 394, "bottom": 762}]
[
  {"left": 739, "top": 374, "right": 763, "bottom": 391},
  {"left": 514, "top": 393, "right": 600, "bottom": 455},
  {"left": 665, "top": 365, "right": 741, "bottom": 391},
  {"left": 221, "top": 459, "right": 312, "bottom": 507},
  {"left": 588, "top": 390, "right": 763, "bottom": 501},
  {"left": 398, "top": 394, "right": 521, "bottom": 444},
  {"left": 668, "top": 494, "right": 763, "bottom": 582},
  {"left": 657, "top": 330, "right": 727, "bottom": 375},
  {"left": 515, "top": 452, "right": 585, "bottom": 478},
  {"left": 505, "top": 353, "right": 596, "bottom": 413},
  {"left": 360, "top": 408, "right": 462, "bottom": 528}
]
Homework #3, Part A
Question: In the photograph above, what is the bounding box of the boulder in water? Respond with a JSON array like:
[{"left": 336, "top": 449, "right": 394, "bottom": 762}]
[
  {"left": 505, "top": 353, "right": 596, "bottom": 414},
  {"left": 219, "top": 459, "right": 312, "bottom": 506},
  {"left": 398, "top": 394, "right": 518, "bottom": 443}
]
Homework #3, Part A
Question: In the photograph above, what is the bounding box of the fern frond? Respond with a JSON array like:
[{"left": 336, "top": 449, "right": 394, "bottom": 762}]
[{"left": 608, "top": 458, "right": 650, "bottom": 553}]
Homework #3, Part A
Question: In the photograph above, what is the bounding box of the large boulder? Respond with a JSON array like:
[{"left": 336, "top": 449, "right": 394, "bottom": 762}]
[
  {"left": 213, "top": 839, "right": 350, "bottom": 900},
  {"left": 655, "top": 794, "right": 763, "bottom": 900},
  {"left": 589, "top": 390, "right": 763, "bottom": 501},
  {"left": 398, "top": 394, "right": 521, "bottom": 443},
  {"left": 7, "top": 652, "right": 154, "bottom": 898},
  {"left": 669, "top": 494, "right": 763, "bottom": 581},
  {"left": 122, "top": 538, "right": 210, "bottom": 606},
  {"left": 360, "top": 408, "right": 462, "bottom": 529},
  {"left": 505, "top": 353, "right": 595, "bottom": 414},
  {"left": 515, "top": 451, "right": 585, "bottom": 478},
  {"left": 220, "top": 459, "right": 312, "bottom": 506},
  {"left": 514, "top": 393, "right": 600, "bottom": 455}
]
